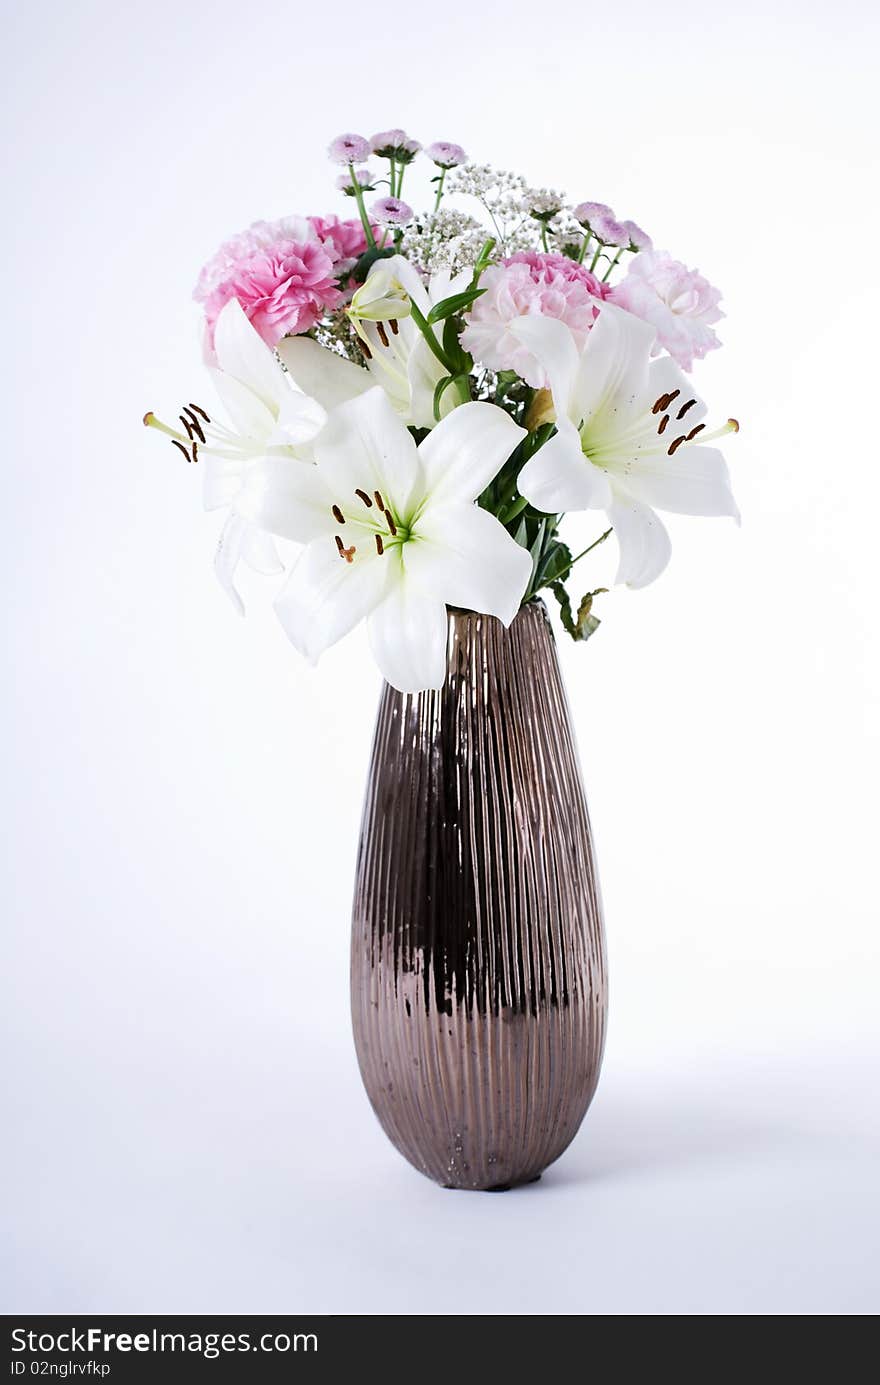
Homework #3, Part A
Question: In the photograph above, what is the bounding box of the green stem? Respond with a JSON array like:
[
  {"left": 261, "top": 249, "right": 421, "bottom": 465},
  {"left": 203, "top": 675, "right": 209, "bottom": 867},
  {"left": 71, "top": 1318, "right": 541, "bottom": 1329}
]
[
  {"left": 348, "top": 164, "right": 376, "bottom": 249},
  {"left": 408, "top": 300, "right": 453, "bottom": 371},
  {"left": 540, "top": 223, "right": 549, "bottom": 252},
  {"left": 433, "top": 167, "right": 447, "bottom": 213},
  {"left": 589, "top": 241, "right": 604, "bottom": 274},
  {"left": 389, "top": 157, "right": 398, "bottom": 197},
  {"left": 553, "top": 527, "right": 613, "bottom": 584},
  {"left": 577, "top": 232, "right": 590, "bottom": 264},
  {"left": 602, "top": 249, "right": 623, "bottom": 282},
  {"left": 468, "top": 237, "right": 496, "bottom": 290}
]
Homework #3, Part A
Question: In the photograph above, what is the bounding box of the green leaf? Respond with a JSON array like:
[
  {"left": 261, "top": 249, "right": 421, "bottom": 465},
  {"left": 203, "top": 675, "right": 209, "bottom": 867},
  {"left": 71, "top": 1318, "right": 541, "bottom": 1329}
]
[
  {"left": 499, "top": 493, "right": 530, "bottom": 525},
  {"left": 432, "top": 373, "right": 468, "bottom": 421},
  {"left": 441, "top": 317, "right": 471, "bottom": 374},
  {"left": 350, "top": 245, "right": 395, "bottom": 284},
  {"left": 426, "top": 287, "right": 486, "bottom": 324},
  {"left": 528, "top": 518, "right": 548, "bottom": 583},
  {"left": 550, "top": 584, "right": 607, "bottom": 642},
  {"left": 534, "top": 540, "right": 572, "bottom": 588}
]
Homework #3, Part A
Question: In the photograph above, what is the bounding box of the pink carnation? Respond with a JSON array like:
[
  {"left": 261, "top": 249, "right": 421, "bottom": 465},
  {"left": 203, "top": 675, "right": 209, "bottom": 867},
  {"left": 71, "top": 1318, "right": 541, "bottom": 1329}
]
[
  {"left": 460, "top": 252, "right": 611, "bottom": 388},
  {"left": 195, "top": 214, "right": 371, "bottom": 348},
  {"left": 307, "top": 215, "right": 371, "bottom": 270},
  {"left": 609, "top": 249, "right": 723, "bottom": 370}
]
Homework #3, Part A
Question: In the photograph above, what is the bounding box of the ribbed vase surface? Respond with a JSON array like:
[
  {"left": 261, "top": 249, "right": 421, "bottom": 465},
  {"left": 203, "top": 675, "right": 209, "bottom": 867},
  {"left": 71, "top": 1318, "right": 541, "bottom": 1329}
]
[{"left": 350, "top": 601, "right": 607, "bottom": 1190}]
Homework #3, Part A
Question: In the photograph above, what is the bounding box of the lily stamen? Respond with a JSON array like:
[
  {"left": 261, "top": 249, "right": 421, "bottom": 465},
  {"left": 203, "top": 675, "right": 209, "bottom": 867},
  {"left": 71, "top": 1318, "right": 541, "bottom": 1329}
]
[
  {"left": 332, "top": 505, "right": 345, "bottom": 524},
  {"left": 335, "top": 535, "right": 357, "bottom": 563},
  {"left": 355, "top": 488, "right": 373, "bottom": 507},
  {"left": 696, "top": 418, "right": 739, "bottom": 443},
  {"left": 182, "top": 407, "right": 206, "bottom": 443}
]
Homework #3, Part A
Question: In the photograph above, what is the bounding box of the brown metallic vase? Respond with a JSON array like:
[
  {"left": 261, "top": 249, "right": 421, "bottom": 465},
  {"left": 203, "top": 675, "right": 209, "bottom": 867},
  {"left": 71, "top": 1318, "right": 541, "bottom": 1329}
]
[{"left": 350, "top": 601, "right": 607, "bottom": 1190}]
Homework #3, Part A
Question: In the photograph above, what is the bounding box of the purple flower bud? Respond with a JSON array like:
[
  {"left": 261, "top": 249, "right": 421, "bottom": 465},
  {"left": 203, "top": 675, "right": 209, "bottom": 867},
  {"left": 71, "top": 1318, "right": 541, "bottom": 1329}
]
[
  {"left": 327, "top": 133, "right": 371, "bottom": 166},
  {"left": 590, "top": 212, "right": 631, "bottom": 247},
  {"left": 336, "top": 168, "right": 375, "bottom": 193},
  {"left": 425, "top": 141, "right": 467, "bottom": 168},
  {"left": 620, "top": 219, "right": 652, "bottom": 251},
  {"left": 573, "top": 201, "right": 615, "bottom": 229},
  {"left": 370, "top": 129, "right": 421, "bottom": 163},
  {"left": 369, "top": 196, "right": 414, "bottom": 227}
]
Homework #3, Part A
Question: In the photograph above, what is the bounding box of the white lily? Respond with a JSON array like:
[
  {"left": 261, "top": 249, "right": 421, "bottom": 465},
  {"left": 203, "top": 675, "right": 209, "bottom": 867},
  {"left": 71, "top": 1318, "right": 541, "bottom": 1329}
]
[
  {"left": 270, "top": 388, "right": 531, "bottom": 692},
  {"left": 510, "top": 304, "right": 739, "bottom": 588},
  {"left": 147, "top": 298, "right": 326, "bottom": 612},
  {"left": 278, "top": 255, "right": 471, "bottom": 430}
]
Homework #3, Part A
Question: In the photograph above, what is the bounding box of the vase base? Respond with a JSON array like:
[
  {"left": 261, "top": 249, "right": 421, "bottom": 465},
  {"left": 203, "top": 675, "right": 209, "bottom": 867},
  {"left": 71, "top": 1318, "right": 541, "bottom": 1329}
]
[{"left": 442, "top": 1173, "right": 543, "bottom": 1193}]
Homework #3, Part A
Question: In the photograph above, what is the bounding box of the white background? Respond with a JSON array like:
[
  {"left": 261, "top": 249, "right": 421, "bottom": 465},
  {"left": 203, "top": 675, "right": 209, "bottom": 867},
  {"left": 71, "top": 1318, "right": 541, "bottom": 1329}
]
[{"left": 3, "top": 0, "right": 879, "bottom": 1316}]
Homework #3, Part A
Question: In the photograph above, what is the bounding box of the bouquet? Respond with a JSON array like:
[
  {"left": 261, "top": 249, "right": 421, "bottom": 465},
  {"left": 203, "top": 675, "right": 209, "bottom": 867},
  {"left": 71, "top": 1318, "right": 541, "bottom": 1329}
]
[{"left": 146, "top": 127, "right": 739, "bottom": 692}]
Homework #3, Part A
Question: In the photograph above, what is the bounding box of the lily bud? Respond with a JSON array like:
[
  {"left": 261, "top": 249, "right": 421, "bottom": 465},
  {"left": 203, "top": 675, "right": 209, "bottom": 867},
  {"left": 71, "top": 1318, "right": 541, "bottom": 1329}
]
[
  {"left": 525, "top": 387, "right": 556, "bottom": 431},
  {"left": 348, "top": 262, "right": 414, "bottom": 325}
]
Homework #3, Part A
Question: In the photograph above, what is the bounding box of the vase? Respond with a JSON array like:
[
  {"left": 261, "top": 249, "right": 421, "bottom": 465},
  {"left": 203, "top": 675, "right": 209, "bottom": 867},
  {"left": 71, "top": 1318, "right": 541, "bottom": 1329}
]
[{"left": 350, "top": 600, "right": 607, "bottom": 1190}]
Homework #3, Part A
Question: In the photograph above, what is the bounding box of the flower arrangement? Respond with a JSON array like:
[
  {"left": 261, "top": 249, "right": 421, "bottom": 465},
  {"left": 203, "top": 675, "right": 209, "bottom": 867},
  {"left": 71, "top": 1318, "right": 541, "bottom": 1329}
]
[{"left": 146, "top": 129, "right": 739, "bottom": 692}]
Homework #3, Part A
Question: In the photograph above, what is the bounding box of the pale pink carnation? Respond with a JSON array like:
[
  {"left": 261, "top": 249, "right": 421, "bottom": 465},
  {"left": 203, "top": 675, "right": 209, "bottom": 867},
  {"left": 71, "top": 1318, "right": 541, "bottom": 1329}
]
[
  {"left": 460, "top": 252, "right": 611, "bottom": 388},
  {"left": 609, "top": 249, "right": 723, "bottom": 370}
]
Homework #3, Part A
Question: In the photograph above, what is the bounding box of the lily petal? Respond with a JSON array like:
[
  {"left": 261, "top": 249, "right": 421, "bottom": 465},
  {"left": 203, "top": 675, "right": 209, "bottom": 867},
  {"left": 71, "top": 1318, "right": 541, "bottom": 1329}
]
[
  {"left": 274, "top": 536, "right": 390, "bottom": 664},
  {"left": 621, "top": 444, "right": 740, "bottom": 520},
  {"left": 277, "top": 336, "right": 372, "bottom": 411},
  {"left": 507, "top": 315, "right": 581, "bottom": 417},
  {"left": 240, "top": 525, "right": 284, "bottom": 576},
  {"left": 203, "top": 454, "right": 244, "bottom": 512},
  {"left": 417, "top": 402, "right": 527, "bottom": 506},
  {"left": 209, "top": 366, "right": 276, "bottom": 440},
  {"left": 607, "top": 493, "right": 672, "bottom": 588},
  {"left": 213, "top": 299, "right": 288, "bottom": 412},
  {"left": 517, "top": 419, "right": 612, "bottom": 513},
  {"left": 367, "top": 576, "right": 448, "bottom": 693},
  {"left": 645, "top": 356, "right": 708, "bottom": 431},
  {"left": 571, "top": 302, "right": 657, "bottom": 428},
  {"left": 271, "top": 392, "right": 327, "bottom": 449},
  {"left": 315, "top": 388, "right": 421, "bottom": 520},
  {"left": 406, "top": 502, "right": 532, "bottom": 626},
  {"left": 213, "top": 513, "right": 248, "bottom": 615},
  {"left": 406, "top": 335, "right": 453, "bottom": 430},
  {"left": 235, "top": 457, "right": 333, "bottom": 543}
]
